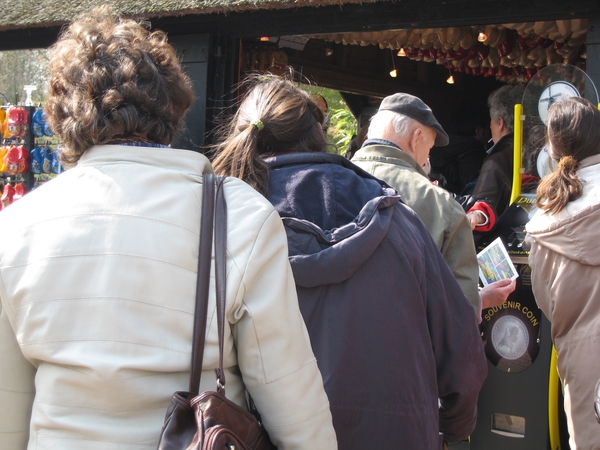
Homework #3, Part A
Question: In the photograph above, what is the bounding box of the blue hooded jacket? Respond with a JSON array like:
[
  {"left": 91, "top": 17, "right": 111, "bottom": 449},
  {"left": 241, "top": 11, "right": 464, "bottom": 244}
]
[{"left": 264, "top": 152, "right": 487, "bottom": 449}]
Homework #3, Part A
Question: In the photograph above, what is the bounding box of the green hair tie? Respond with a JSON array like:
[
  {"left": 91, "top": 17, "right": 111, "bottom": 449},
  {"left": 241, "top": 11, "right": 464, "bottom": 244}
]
[{"left": 252, "top": 119, "right": 264, "bottom": 131}]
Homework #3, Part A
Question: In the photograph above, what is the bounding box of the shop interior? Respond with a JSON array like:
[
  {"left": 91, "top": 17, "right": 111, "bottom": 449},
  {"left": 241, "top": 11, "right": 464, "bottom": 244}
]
[{"left": 239, "top": 19, "right": 588, "bottom": 131}]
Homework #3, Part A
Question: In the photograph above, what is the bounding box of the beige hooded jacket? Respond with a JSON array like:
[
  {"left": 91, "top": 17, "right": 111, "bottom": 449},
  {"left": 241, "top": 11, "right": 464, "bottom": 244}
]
[{"left": 526, "top": 154, "right": 600, "bottom": 449}]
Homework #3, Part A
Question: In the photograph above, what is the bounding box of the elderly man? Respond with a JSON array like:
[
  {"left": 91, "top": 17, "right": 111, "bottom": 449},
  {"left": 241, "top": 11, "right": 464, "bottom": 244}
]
[{"left": 352, "top": 93, "right": 515, "bottom": 318}]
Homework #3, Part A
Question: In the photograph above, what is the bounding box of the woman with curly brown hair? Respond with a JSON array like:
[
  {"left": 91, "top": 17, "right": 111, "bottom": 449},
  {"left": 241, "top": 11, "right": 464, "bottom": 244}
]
[
  {"left": 526, "top": 97, "right": 600, "bottom": 449},
  {"left": 0, "top": 8, "right": 336, "bottom": 450}
]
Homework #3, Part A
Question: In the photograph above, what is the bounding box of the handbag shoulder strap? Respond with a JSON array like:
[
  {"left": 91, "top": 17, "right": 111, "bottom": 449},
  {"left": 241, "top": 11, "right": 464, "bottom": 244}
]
[
  {"left": 189, "top": 173, "right": 215, "bottom": 394},
  {"left": 189, "top": 174, "right": 228, "bottom": 394},
  {"left": 214, "top": 176, "right": 228, "bottom": 393},
  {"left": 213, "top": 178, "right": 262, "bottom": 420}
]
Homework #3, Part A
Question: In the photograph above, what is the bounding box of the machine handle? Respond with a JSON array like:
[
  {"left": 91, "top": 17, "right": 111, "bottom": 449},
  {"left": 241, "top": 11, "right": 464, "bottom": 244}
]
[{"left": 510, "top": 103, "right": 523, "bottom": 205}]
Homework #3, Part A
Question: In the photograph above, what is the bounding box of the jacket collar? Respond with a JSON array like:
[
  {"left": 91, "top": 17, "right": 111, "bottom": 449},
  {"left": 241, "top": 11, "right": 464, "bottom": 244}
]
[
  {"left": 487, "top": 133, "right": 513, "bottom": 156},
  {"left": 77, "top": 144, "right": 213, "bottom": 176},
  {"left": 264, "top": 151, "right": 390, "bottom": 186},
  {"left": 353, "top": 141, "right": 428, "bottom": 178},
  {"left": 362, "top": 138, "right": 400, "bottom": 149}
]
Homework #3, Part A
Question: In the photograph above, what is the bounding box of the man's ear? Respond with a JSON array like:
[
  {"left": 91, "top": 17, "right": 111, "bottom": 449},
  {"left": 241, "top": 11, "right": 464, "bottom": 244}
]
[
  {"left": 497, "top": 116, "right": 506, "bottom": 132},
  {"left": 406, "top": 128, "right": 421, "bottom": 155}
]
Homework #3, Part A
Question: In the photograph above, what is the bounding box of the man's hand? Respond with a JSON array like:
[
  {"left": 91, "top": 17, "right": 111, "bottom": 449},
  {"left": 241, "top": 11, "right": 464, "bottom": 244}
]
[
  {"left": 466, "top": 210, "right": 487, "bottom": 230},
  {"left": 480, "top": 278, "right": 517, "bottom": 310}
]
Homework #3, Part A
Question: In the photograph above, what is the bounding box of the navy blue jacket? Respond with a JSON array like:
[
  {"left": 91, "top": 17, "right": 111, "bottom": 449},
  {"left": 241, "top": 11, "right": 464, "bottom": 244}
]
[{"left": 264, "top": 152, "right": 487, "bottom": 449}]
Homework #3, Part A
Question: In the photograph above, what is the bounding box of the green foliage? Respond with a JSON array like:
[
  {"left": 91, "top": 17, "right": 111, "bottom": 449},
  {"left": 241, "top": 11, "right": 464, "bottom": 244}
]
[
  {"left": 300, "top": 84, "right": 346, "bottom": 111},
  {"left": 300, "top": 84, "right": 357, "bottom": 155},
  {"left": 0, "top": 49, "right": 49, "bottom": 105},
  {"left": 328, "top": 108, "right": 356, "bottom": 153}
]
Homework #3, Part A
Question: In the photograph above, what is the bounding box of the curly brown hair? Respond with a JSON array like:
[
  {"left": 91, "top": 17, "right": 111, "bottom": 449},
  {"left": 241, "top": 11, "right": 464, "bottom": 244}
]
[
  {"left": 44, "top": 6, "right": 195, "bottom": 165},
  {"left": 211, "top": 73, "right": 331, "bottom": 197}
]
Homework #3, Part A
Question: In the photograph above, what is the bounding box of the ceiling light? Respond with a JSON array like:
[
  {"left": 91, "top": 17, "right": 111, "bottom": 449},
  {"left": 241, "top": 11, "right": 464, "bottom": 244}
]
[
  {"left": 389, "top": 49, "right": 398, "bottom": 77},
  {"left": 397, "top": 47, "right": 407, "bottom": 57},
  {"left": 389, "top": 68, "right": 398, "bottom": 77},
  {"left": 477, "top": 28, "right": 487, "bottom": 43}
]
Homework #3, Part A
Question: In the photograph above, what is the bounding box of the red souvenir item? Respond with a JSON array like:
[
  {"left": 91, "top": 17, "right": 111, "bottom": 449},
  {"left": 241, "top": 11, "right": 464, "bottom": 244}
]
[
  {"left": 3, "top": 107, "right": 28, "bottom": 139},
  {"left": 19, "top": 108, "right": 29, "bottom": 138},
  {"left": 4, "top": 146, "right": 28, "bottom": 175},
  {"left": 4, "top": 146, "right": 21, "bottom": 175},
  {"left": 12, "top": 183, "right": 26, "bottom": 201},
  {"left": 1, "top": 183, "right": 15, "bottom": 208},
  {"left": 6, "top": 108, "right": 23, "bottom": 138}
]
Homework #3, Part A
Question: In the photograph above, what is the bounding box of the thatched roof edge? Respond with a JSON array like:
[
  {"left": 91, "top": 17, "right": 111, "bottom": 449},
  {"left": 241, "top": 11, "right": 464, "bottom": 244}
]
[{"left": 0, "top": 0, "right": 381, "bottom": 32}]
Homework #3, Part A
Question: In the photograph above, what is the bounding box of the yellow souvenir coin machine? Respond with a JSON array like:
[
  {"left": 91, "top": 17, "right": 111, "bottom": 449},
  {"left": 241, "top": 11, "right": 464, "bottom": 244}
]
[{"left": 468, "top": 64, "right": 598, "bottom": 450}]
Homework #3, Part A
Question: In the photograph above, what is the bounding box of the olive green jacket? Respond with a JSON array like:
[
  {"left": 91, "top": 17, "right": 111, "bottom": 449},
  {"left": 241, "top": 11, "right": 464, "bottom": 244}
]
[{"left": 353, "top": 143, "right": 481, "bottom": 313}]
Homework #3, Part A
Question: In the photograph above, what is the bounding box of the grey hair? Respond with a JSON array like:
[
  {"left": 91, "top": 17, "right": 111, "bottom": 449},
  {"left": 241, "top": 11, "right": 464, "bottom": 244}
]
[
  {"left": 367, "top": 110, "right": 419, "bottom": 140},
  {"left": 487, "top": 84, "right": 524, "bottom": 133}
]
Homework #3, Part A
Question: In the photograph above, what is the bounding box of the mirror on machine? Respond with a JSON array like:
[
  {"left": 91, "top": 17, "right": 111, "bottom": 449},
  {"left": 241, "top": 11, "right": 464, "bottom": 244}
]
[{"left": 522, "top": 64, "right": 599, "bottom": 181}]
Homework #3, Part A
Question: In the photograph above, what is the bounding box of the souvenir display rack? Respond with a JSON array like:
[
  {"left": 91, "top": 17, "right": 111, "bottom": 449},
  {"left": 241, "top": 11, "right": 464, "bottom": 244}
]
[{"left": 1, "top": 104, "right": 62, "bottom": 210}]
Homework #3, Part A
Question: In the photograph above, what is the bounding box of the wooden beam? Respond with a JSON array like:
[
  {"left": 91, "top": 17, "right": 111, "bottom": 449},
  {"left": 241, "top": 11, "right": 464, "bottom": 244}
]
[
  {"left": 0, "top": 26, "right": 61, "bottom": 51},
  {"left": 288, "top": 54, "right": 424, "bottom": 98},
  {"left": 1, "top": 0, "right": 598, "bottom": 51},
  {"left": 152, "top": 0, "right": 600, "bottom": 38}
]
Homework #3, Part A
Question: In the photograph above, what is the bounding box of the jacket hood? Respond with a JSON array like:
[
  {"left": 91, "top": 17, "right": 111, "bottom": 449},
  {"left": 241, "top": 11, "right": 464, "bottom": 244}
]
[
  {"left": 526, "top": 201, "right": 600, "bottom": 266},
  {"left": 264, "top": 152, "right": 401, "bottom": 287}
]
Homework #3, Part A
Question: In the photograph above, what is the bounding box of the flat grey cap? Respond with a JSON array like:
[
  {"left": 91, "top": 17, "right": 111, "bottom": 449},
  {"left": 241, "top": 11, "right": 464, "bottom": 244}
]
[{"left": 379, "top": 93, "right": 450, "bottom": 146}]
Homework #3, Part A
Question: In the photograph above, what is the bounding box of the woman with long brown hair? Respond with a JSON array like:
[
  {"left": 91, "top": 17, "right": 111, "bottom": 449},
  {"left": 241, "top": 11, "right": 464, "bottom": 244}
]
[
  {"left": 526, "top": 96, "right": 600, "bottom": 449},
  {"left": 213, "top": 74, "right": 487, "bottom": 449}
]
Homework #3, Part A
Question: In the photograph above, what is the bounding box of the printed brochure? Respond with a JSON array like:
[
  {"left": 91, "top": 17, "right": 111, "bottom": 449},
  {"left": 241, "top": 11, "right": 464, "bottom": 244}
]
[{"left": 477, "top": 237, "right": 519, "bottom": 286}]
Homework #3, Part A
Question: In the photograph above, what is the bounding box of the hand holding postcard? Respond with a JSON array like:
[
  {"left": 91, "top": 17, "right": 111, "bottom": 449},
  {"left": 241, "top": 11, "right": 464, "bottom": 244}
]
[{"left": 477, "top": 237, "right": 519, "bottom": 286}]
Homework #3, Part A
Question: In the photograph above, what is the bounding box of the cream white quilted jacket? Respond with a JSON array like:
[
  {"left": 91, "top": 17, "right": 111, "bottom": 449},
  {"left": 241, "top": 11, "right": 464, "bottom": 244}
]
[{"left": 0, "top": 145, "right": 336, "bottom": 450}]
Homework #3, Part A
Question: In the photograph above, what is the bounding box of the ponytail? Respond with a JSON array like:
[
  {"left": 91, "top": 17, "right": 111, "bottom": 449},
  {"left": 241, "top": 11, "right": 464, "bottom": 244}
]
[
  {"left": 212, "top": 123, "right": 271, "bottom": 197},
  {"left": 212, "top": 73, "right": 332, "bottom": 196},
  {"left": 535, "top": 155, "right": 583, "bottom": 214}
]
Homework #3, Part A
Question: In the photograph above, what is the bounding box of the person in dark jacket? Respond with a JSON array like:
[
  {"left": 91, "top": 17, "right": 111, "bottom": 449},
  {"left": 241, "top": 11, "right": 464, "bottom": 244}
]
[
  {"left": 470, "top": 84, "right": 524, "bottom": 217},
  {"left": 429, "top": 104, "right": 490, "bottom": 196},
  {"left": 212, "top": 74, "right": 487, "bottom": 449}
]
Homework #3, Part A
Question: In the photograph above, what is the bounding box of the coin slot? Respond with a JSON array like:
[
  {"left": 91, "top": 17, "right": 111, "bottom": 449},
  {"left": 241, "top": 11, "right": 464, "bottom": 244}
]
[{"left": 491, "top": 413, "right": 525, "bottom": 438}]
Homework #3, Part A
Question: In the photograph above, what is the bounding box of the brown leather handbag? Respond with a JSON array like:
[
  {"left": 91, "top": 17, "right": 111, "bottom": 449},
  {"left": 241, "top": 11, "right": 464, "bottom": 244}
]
[{"left": 157, "top": 174, "right": 275, "bottom": 450}]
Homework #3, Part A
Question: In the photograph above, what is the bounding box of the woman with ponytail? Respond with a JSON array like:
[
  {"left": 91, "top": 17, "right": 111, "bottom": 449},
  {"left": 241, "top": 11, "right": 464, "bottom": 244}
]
[
  {"left": 212, "top": 74, "right": 330, "bottom": 196},
  {"left": 526, "top": 97, "right": 600, "bottom": 449},
  {"left": 213, "top": 73, "right": 487, "bottom": 449}
]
